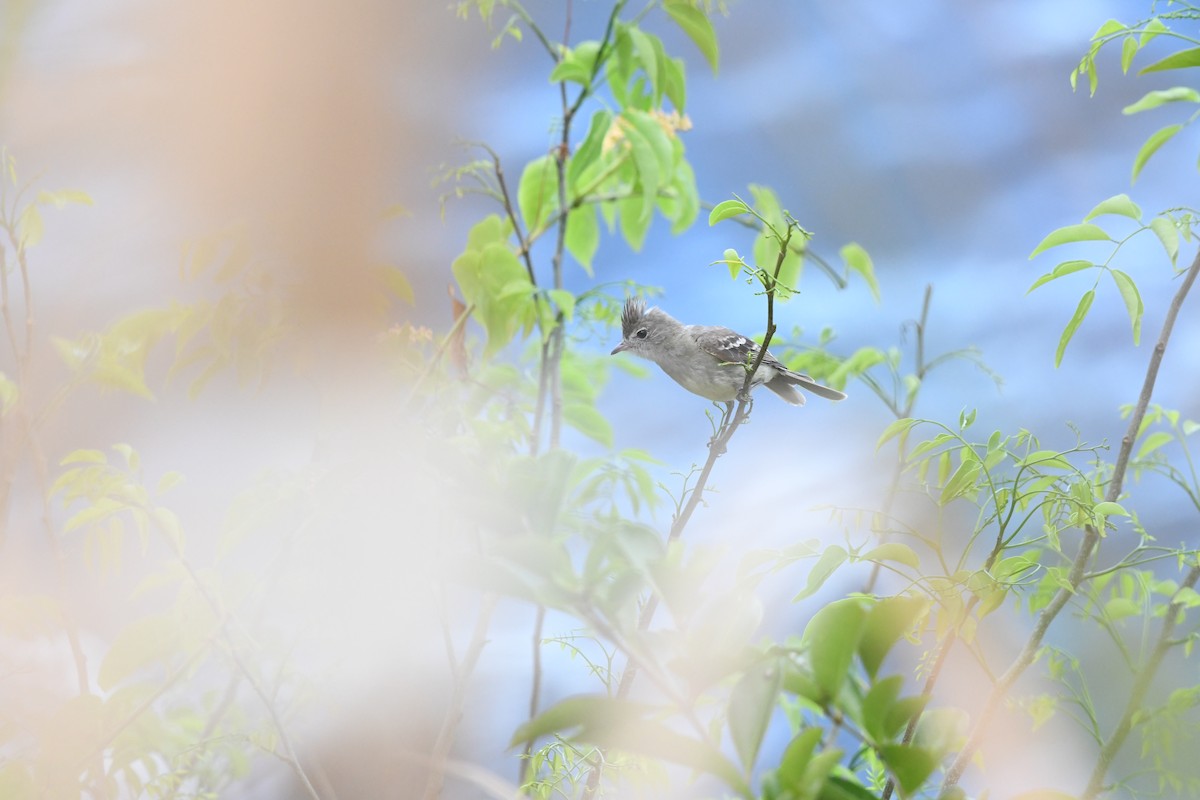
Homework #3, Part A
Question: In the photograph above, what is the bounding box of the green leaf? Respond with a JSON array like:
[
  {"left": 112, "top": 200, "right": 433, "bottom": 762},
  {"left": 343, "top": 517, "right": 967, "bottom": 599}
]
[
  {"left": 1123, "top": 86, "right": 1200, "bottom": 115},
  {"left": 1136, "top": 430, "right": 1173, "bottom": 459},
  {"left": 1138, "top": 46, "right": 1200, "bottom": 75},
  {"left": 719, "top": 247, "right": 745, "bottom": 280},
  {"left": 708, "top": 198, "right": 751, "bottom": 225},
  {"left": 518, "top": 154, "right": 559, "bottom": 235},
  {"left": 840, "top": 242, "right": 880, "bottom": 302},
  {"left": 1149, "top": 216, "right": 1179, "bottom": 266},
  {"left": 663, "top": 1, "right": 719, "bottom": 74},
  {"left": 1029, "top": 224, "right": 1112, "bottom": 258},
  {"left": 793, "top": 544, "right": 847, "bottom": 601},
  {"left": 876, "top": 417, "right": 917, "bottom": 451},
  {"left": 879, "top": 744, "right": 939, "bottom": 796},
  {"left": 1109, "top": 269, "right": 1143, "bottom": 345},
  {"left": 860, "top": 543, "right": 920, "bottom": 571},
  {"left": 564, "top": 206, "right": 600, "bottom": 274},
  {"left": 801, "top": 598, "right": 867, "bottom": 701},
  {"left": 1131, "top": 124, "right": 1182, "bottom": 183},
  {"left": 729, "top": 657, "right": 783, "bottom": 772},
  {"left": 1027, "top": 260, "right": 1094, "bottom": 293},
  {"left": 1083, "top": 193, "right": 1142, "bottom": 222},
  {"left": 1055, "top": 289, "right": 1094, "bottom": 367}
]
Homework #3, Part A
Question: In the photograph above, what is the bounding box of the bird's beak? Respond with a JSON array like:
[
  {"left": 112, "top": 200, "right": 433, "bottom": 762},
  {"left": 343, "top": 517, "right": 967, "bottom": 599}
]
[{"left": 610, "top": 342, "right": 627, "bottom": 355}]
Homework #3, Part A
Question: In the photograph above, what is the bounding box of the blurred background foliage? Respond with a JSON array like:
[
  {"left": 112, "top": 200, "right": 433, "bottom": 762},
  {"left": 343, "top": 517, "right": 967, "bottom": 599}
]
[{"left": 0, "top": 1, "right": 1198, "bottom": 799}]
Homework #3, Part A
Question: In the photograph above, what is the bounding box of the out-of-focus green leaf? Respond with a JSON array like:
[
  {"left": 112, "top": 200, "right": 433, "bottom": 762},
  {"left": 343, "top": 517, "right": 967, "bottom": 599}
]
[
  {"left": 793, "top": 544, "right": 847, "bottom": 601},
  {"left": 729, "top": 657, "right": 783, "bottom": 772},
  {"left": 663, "top": 1, "right": 719, "bottom": 74},
  {"left": 568, "top": 109, "right": 614, "bottom": 190},
  {"left": 879, "top": 744, "right": 939, "bottom": 796},
  {"left": 518, "top": 154, "right": 559, "bottom": 236},
  {"left": 563, "top": 403, "right": 613, "bottom": 447},
  {"left": 859, "top": 595, "right": 927, "bottom": 679},
  {"left": 1136, "top": 430, "right": 1173, "bottom": 459},
  {"left": 876, "top": 417, "right": 917, "bottom": 451},
  {"left": 860, "top": 543, "right": 920, "bottom": 571},
  {"left": 841, "top": 242, "right": 880, "bottom": 302},
  {"left": 801, "top": 598, "right": 867, "bottom": 701},
  {"left": 940, "top": 458, "right": 980, "bottom": 504},
  {"left": 550, "top": 40, "right": 601, "bottom": 85},
  {"left": 564, "top": 205, "right": 600, "bottom": 274},
  {"left": 98, "top": 614, "right": 180, "bottom": 690}
]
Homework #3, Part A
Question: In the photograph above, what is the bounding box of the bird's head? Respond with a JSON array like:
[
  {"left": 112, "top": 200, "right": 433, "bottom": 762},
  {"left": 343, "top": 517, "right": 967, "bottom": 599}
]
[{"left": 611, "top": 297, "right": 675, "bottom": 358}]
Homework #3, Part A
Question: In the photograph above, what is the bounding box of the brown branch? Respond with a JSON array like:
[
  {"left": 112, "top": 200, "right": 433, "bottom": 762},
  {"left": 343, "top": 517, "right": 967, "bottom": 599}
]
[
  {"left": 940, "top": 247, "right": 1200, "bottom": 792},
  {"left": 582, "top": 224, "right": 797, "bottom": 797}
]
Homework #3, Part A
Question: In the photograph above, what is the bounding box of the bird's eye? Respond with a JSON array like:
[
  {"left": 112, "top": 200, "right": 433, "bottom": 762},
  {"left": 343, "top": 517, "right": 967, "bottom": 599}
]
[{"left": 635, "top": 328, "right": 648, "bottom": 339}]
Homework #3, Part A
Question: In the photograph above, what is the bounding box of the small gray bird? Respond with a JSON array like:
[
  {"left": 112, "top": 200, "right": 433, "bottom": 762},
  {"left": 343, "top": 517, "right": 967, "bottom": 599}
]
[{"left": 610, "top": 297, "right": 846, "bottom": 406}]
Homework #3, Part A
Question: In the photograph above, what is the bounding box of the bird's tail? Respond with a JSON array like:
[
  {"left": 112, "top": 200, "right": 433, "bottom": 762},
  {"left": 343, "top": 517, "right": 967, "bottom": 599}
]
[{"left": 781, "top": 370, "right": 847, "bottom": 401}]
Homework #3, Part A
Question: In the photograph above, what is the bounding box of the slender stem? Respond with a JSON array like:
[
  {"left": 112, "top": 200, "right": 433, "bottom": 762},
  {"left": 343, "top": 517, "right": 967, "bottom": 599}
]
[
  {"left": 940, "top": 247, "right": 1200, "bottom": 792},
  {"left": 517, "top": 604, "right": 547, "bottom": 787},
  {"left": 423, "top": 593, "right": 500, "bottom": 800}
]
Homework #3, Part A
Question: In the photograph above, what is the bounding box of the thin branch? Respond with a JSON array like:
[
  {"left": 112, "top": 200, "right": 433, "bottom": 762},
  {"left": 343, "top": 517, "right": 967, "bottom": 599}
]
[
  {"left": 940, "top": 247, "right": 1200, "bottom": 792},
  {"left": 1081, "top": 563, "right": 1200, "bottom": 799}
]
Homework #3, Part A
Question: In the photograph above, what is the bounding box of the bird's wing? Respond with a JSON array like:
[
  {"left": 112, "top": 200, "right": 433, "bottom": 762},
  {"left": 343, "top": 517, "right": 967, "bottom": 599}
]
[{"left": 691, "top": 326, "right": 768, "bottom": 367}]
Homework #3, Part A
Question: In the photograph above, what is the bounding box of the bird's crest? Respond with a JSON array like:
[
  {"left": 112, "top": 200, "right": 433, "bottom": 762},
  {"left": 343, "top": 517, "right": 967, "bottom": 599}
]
[{"left": 620, "top": 297, "right": 647, "bottom": 337}]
